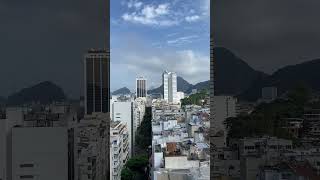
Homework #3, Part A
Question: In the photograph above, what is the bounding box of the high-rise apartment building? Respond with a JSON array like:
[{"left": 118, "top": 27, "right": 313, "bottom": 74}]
[
  {"left": 212, "top": 96, "right": 236, "bottom": 147},
  {"left": 12, "top": 127, "right": 68, "bottom": 180},
  {"left": 0, "top": 106, "right": 75, "bottom": 180},
  {"left": 112, "top": 101, "right": 133, "bottom": 157},
  {"left": 84, "top": 49, "right": 110, "bottom": 115},
  {"left": 132, "top": 98, "right": 146, "bottom": 149},
  {"left": 136, "top": 77, "right": 147, "bottom": 98},
  {"left": 75, "top": 113, "right": 109, "bottom": 180},
  {"left": 162, "top": 71, "right": 178, "bottom": 103},
  {"left": 110, "top": 121, "right": 129, "bottom": 180}
]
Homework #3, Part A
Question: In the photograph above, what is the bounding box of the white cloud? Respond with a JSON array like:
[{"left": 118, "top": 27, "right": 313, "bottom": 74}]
[
  {"left": 120, "top": 0, "right": 209, "bottom": 26},
  {"left": 122, "top": 3, "right": 179, "bottom": 26},
  {"left": 112, "top": 49, "right": 209, "bottom": 87},
  {"left": 127, "top": 0, "right": 143, "bottom": 9},
  {"left": 167, "top": 32, "right": 179, "bottom": 37},
  {"left": 167, "top": 35, "right": 199, "bottom": 46},
  {"left": 185, "top": 15, "right": 200, "bottom": 22}
]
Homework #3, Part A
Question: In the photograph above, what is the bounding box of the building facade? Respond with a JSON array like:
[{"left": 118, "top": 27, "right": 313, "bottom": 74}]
[
  {"left": 110, "top": 121, "right": 129, "bottom": 180},
  {"left": 75, "top": 113, "right": 109, "bottom": 180},
  {"left": 136, "top": 77, "right": 147, "bottom": 98},
  {"left": 12, "top": 127, "right": 68, "bottom": 180},
  {"left": 162, "top": 71, "right": 178, "bottom": 103},
  {"left": 112, "top": 101, "right": 133, "bottom": 157},
  {"left": 84, "top": 49, "right": 110, "bottom": 115}
]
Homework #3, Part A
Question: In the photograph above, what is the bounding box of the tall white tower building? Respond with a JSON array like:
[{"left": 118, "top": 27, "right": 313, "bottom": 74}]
[{"left": 162, "top": 71, "right": 178, "bottom": 103}]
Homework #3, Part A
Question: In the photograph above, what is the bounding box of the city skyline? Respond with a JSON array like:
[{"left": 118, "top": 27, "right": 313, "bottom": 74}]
[{"left": 110, "top": 0, "right": 210, "bottom": 91}]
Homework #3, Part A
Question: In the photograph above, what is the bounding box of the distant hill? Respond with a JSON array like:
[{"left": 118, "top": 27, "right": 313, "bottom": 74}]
[
  {"left": 189, "top": 80, "right": 210, "bottom": 93},
  {"left": 214, "top": 47, "right": 267, "bottom": 95},
  {"left": 7, "top": 81, "right": 66, "bottom": 105},
  {"left": 177, "top": 76, "right": 193, "bottom": 92},
  {"left": 148, "top": 84, "right": 163, "bottom": 95},
  {"left": 148, "top": 76, "right": 208, "bottom": 95},
  {"left": 112, "top": 87, "right": 131, "bottom": 95},
  {"left": 239, "top": 58, "right": 320, "bottom": 101}
]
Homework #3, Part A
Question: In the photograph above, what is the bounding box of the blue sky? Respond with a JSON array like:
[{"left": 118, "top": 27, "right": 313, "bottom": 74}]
[{"left": 110, "top": 0, "right": 210, "bottom": 91}]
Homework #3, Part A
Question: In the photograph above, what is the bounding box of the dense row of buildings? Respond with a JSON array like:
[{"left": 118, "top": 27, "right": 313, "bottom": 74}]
[
  {"left": 0, "top": 49, "right": 111, "bottom": 180},
  {"left": 150, "top": 101, "right": 210, "bottom": 180},
  {"left": 211, "top": 86, "right": 320, "bottom": 180}
]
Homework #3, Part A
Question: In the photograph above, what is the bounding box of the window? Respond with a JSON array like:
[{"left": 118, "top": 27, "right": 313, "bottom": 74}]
[
  {"left": 20, "top": 164, "right": 34, "bottom": 168},
  {"left": 19, "top": 175, "right": 34, "bottom": 179}
]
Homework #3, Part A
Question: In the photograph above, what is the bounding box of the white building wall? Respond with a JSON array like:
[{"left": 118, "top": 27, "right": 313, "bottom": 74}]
[
  {"left": 176, "top": 92, "right": 185, "bottom": 103},
  {"left": 164, "top": 156, "right": 199, "bottom": 169},
  {"left": 163, "top": 72, "right": 169, "bottom": 102},
  {"left": 213, "top": 96, "right": 236, "bottom": 135},
  {"left": 171, "top": 73, "right": 178, "bottom": 103},
  {"left": 162, "top": 71, "right": 178, "bottom": 103},
  {"left": 153, "top": 152, "right": 163, "bottom": 169},
  {"left": 110, "top": 122, "right": 129, "bottom": 180},
  {"left": 112, "top": 102, "right": 133, "bottom": 157},
  {"left": 11, "top": 127, "right": 68, "bottom": 180}
]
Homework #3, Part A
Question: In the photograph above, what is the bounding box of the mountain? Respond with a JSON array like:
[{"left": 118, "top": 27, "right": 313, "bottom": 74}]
[
  {"left": 7, "top": 81, "right": 66, "bottom": 105},
  {"left": 148, "top": 47, "right": 269, "bottom": 96},
  {"left": 239, "top": 58, "right": 320, "bottom": 101},
  {"left": 177, "top": 76, "right": 193, "bottom": 92},
  {"left": 112, "top": 87, "right": 131, "bottom": 95},
  {"left": 148, "top": 76, "right": 208, "bottom": 95},
  {"left": 148, "top": 76, "right": 193, "bottom": 94},
  {"left": 148, "top": 84, "right": 163, "bottom": 94},
  {"left": 214, "top": 47, "right": 267, "bottom": 95},
  {"left": 190, "top": 80, "right": 210, "bottom": 93}
]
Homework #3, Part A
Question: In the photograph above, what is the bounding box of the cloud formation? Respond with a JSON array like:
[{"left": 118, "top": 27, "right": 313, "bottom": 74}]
[
  {"left": 120, "top": 0, "right": 208, "bottom": 26},
  {"left": 122, "top": 3, "right": 178, "bottom": 26},
  {"left": 111, "top": 48, "right": 209, "bottom": 90},
  {"left": 185, "top": 15, "right": 200, "bottom": 22},
  {"left": 167, "top": 35, "right": 199, "bottom": 46}
]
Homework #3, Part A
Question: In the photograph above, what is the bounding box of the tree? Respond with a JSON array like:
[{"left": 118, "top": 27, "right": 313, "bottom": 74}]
[
  {"left": 121, "top": 168, "right": 134, "bottom": 180},
  {"left": 181, "top": 89, "right": 208, "bottom": 106},
  {"left": 121, "top": 154, "right": 149, "bottom": 180},
  {"left": 135, "top": 107, "right": 152, "bottom": 150},
  {"left": 225, "top": 97, "right": 303, "bottom": 140},
  {"left": 287, "top": 84, "right": 310, "bottom": 106}
]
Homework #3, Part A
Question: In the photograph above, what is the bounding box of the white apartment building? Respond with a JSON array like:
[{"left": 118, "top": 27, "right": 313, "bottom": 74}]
[
  {"left": 0, "top": 105, "right": 78, "bottom": 180},
  {"left": 163, "top": 71, "right": 178, "bottom": 103},
  {"left": 212, "top": 96, "right": 237, "bottom": 147},
  {"left": 112, "top": 101, "right": 133, "bottom": 157},
  {"left": 11, "top": 127, "right": 68, "bottom": 180},
  {"left": 133, "top": 98, "right": 146, "bottom": 147},
  {"left": 176, "top": 91, "right": 185, "bottom": 103},
  {"left": 110, "top": 121, "right": 129, "bottom": 180}
]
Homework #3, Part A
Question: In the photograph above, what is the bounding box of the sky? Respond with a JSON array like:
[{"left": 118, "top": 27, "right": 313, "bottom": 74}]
[
  {"left": 2, "top": 0, "right": 320, "bottom": 97},
  {"left": 213, "top": 0, "right": 320, "bottom": 74},
  {"left": 110, "top": 0, "right": 210, "bottom": 91},
  {"left": 0, "top": 0, "right": 107, "bottom": 98}
]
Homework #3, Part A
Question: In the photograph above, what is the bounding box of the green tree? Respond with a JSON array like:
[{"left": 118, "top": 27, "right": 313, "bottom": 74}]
[
  {"left": 181, "top": 89, "right": 209, "bottom": 106},
  {"left": 121, "top": 168, "right": 134, "bottom": 180},
  {"left": 121, "top": 154, "right": 149, "bottom": 180},
  {"left": 135, "top": 107, "right": 152, "bottom": 150}
]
